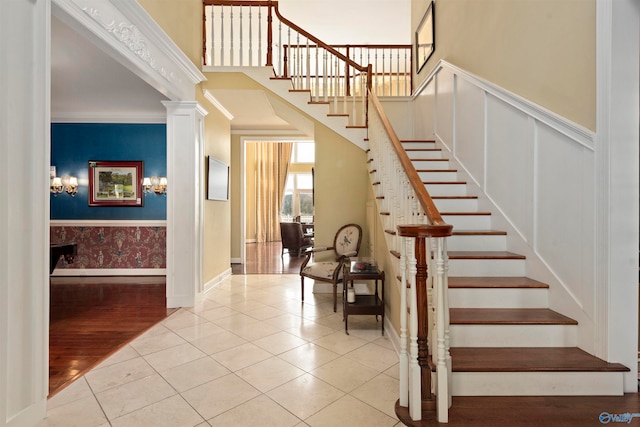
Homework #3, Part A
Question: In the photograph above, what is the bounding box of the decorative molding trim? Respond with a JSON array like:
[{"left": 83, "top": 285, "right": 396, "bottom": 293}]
[
  {"left": 414, "top": 60, "right": 595, "bottom": 150},
  {"left": 81, "top": 6, "right": 175, "bottom": 84},
  {"left": 52, "top": 0, "right": 205, "bottom": 102},
  {"left": 203, "top": 89, "right": 234, "bottom": 120},
  {"left": 51, "top": 268, "right": 166, "bottom": 276},
  {"left": 51, "top": 220, "right": 167, "bottom": 226},
  {"left": 51, "top": 112, "right": 167, "bottom": 124}
]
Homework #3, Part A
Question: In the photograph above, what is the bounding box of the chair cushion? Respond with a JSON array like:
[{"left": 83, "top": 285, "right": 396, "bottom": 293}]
[
  {"left": 335, "top": 225, "right": 360, "bottom": 256},
  {"left": 301, "top": 261, "right": 340, "bottom": 280}
]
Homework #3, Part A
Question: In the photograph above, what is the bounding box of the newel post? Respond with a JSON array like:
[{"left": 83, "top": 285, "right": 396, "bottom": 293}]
[
  {"left": 266, "top": 1, "right": 273, "bottom": 66},
  {"left": 414, "top": 234, "right": 434, "bottom": 410}
]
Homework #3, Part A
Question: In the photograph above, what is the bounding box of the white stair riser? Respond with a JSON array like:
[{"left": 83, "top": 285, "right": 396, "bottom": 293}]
[
  {"left": 433, "top": 198, "right": 478, "bottom": 212},
  {"left": 402, "top": 142, "right": 436, "bottom": 149},
  {"left": 448, "top": 259, "right": 526, "bottom": 277},
  {"left": 407, "top": 150, "right": 443, "bottom": 159},
  {"left": 442, "top": 215, "right": 492, "bottom": 230},
  {"left": 417, "top": 171, "right": 458, "bottom": 181},
  {"left": 449, "top": 288, "right": 548, "bottom": 308},
  {"left": 448, "top": 234, "right": 506, "bottom": 251},
  {"left": 424, "top": 184, "right": 467, "bottom": 196},
  {"left": 412, "top": 160, "right": 450, "bottom": 169},
  {"left": 449, "top": 324, "right": 577, "bottom": 347},
  {"left": 451, "top": 372, "right": 624, "bottom": 396}
]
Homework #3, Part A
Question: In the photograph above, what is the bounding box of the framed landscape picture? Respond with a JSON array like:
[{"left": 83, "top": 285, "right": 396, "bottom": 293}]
[
  {"left": 415, "top": 1, "right": 435, "bottom": 73},
  {"left": 88, "top": 160, "right": 143, "bottom": 206}
]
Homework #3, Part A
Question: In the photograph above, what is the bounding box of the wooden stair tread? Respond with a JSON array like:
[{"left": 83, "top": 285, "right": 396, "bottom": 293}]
[
  {"left": 442, "top": 211, "right": 491, "bottom": 216},
  {"left": 448, "top": 276, "right": 549, "bottom": 288},
  {"left": 447, "top": 251, "right": 525, "bottom": 260},
  {"left": 406, "top": 148, "right": 441, "bottom": 152},
  {"left": 432, "top": 195, "right": 478, "bottom": 199},
  {"left": 416, "top": 169, "right": 458, "bottom": 172},
  {"left": 452, "top": 230, "right": 507, "bottom": 236},
  {"left": 423, "top": 181, "right": 467, "bottom": 185},
  {"left": 450, "top": 347, "right": 629, "bottom": 372},
  {"left": 400, "top": 139, "right": 436, "bottom": 143},
  {"left": 450, "top": 308, "right": 577, "bottom": 325}
]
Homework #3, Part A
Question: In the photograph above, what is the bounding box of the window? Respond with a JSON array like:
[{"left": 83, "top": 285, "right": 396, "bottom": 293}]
[{"left": 281, "top": 142, "right": 314, "bottom": 222}]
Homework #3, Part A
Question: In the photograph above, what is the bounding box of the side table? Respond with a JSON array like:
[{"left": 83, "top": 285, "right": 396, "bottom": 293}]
[{"left": 342, "top": 261, "right": 385, "bottom": 335}]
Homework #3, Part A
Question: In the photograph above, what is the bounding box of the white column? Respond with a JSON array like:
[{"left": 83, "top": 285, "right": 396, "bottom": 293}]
[
  {"left": 163, "top": 101, "right": 208, "bottom": 308},
  {"left": 0, "top": 0, "right": 50, "bottom": 425},
  {"left": 595, "top": 0, "right": 639, "bottom": 392}
]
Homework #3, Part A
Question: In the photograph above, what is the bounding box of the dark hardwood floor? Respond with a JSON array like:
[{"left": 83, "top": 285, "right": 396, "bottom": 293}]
[{"left": 49, "top": 276, "right": 176, "bottom": 397}]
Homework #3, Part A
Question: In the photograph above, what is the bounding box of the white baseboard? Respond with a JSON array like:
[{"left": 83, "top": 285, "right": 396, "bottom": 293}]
[
  {"left": 203, "top": 268, "right": 233, "bottom": 294},
  {"left": 230, "top": 257, "right": 242, "bottom": 264}
]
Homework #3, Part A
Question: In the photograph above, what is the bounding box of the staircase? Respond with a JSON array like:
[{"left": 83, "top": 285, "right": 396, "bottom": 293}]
[{"left": 397, "top": 139, "right": 628, "bottom": 400}]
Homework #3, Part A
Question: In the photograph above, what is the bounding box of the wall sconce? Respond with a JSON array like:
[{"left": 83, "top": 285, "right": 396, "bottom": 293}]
[
  {"left": 50, "top": 175, "right": 78, "bottom": 196},
  {"left": 50, "top": 177, "right": 63, "bottom": 195},
  {"left": 143, "top": 176, "right": 167, "bottom": 195},
  {"left": 63, "top": 176, "right": 78, "bottom": 196}
]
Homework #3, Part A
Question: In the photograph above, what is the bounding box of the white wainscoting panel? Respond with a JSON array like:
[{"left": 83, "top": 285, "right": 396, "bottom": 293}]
[
  {"left": 485, "top": 94, "right": 533, "bottom": 242},
  {"left": 411, "top": 60, "right": 599, "bottom": 354},
  {"left": 454, "top": 77, "right": 485, "bottom": 187},
  {"left": 535, "top": 121, "right": 595, "bottom": 313},
  {"left": 434, "top": 70, "right": 454, "bottom": 150}
]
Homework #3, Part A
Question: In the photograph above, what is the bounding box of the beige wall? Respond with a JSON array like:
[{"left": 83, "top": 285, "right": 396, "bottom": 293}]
[
  {"left": 413, "top": 0, "right": 596, "bottom": 130},
  {"left": 313, "top": 124, "right": 369, "bottom": 261},
  {"left": 137, "top": 0, "right": 202, "bottom": 67},
  {"left": 200, "top": 92, "right": 232, "bottom": 282}
]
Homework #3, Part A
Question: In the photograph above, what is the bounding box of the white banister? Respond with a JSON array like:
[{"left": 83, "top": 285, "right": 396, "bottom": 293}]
[{"left": 368, "top": 92, "right": 452, "bottom": 423}]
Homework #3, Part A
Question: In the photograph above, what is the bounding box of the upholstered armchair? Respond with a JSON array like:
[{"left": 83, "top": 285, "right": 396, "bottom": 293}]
[
  {"left": 280, "top": 222, "right": 314, "bottom": 257},
  {"left": 300, "top": 223, "right": 362, "bottom": 312}
]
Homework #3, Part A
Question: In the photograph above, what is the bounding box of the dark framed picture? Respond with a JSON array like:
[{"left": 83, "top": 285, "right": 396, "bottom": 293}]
[
  {"left": 88, "top": 160, "right": 143, "bottom": 206},
  {"left": 415, "top": 1, "right": 435, "bottom": 73}
]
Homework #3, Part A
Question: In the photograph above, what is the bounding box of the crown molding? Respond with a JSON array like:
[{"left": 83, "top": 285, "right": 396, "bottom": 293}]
[{"left": 52, "top": 0, "right": 205, "bottom": 102}]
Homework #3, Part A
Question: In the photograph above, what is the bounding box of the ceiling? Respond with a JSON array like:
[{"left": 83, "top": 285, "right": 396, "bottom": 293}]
[{"left": 51, "top": 15, "right": 309, "bottom": 134}]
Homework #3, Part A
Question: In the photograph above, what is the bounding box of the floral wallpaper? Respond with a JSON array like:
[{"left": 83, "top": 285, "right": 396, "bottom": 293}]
[{"left": 50, "top": 226, "right": 166, "bottom": 269}]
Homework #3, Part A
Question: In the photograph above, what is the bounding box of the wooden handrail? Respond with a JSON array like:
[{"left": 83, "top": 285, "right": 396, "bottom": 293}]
[{"left": 369, "top": 91, "right": 452, "bottom": 237}]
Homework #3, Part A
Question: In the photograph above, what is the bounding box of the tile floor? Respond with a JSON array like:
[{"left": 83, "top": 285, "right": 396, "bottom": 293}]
[{"left": 38, "top": 274, "right": 403, "bottom": 427}]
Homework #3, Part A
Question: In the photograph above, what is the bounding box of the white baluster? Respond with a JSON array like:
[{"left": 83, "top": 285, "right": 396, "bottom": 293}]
[
  {"left": 323, "top": 50, "right": 328, "bottom": 103},
  {"left": 405, "top": 48, "right": 409, "bottom": 96},
  {"left": 229, "top": 6, "right": 234, "bottom": 65},
  {"left": 295, "top": 33, "right": 301, "bottom": 90},
  {"left": 239, "top": 7, "right": 243, "bottom": 66},
  {"left": 258, "top": 7, "right": 262, "bottom": 66},
  {"left": 315, "top": 46, "right": 319, "bottom": 102},
  {"left": 277, "top": 20, "right": 282, "bottom": 76},
  {"left": 435, "top": 237, "right": 449, "bottom": 423},
  {"left": 209, "top": 6, "right": 215, "bottom": 66},
  {"left": 305, "top": 38, "right": 310, "bottom": 92},
  {"left": 287, "top": 27, "right": 293, "bottom": 83},
  {"left": 220, "top": 6, "right": 224, "bottom": 66},
  {"left": 408, "top": 238, "right": 421, "bottom": 421},
  {"left": 396, "top": 48, "right": 400, "bottom": 96},
  {"left": 399, "top": 235, "right": 409, "bottom": 407},
  {"left": 248, "top": 6, "right": 252, "bottom": 66}
]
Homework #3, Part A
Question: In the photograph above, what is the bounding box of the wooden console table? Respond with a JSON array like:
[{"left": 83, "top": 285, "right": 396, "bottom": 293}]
[{"left": 342, "top": 260, "right": 385, "bottom": 335}]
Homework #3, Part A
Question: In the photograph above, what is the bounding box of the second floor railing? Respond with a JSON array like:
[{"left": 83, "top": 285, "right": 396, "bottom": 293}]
[{"left": 203, "top": 1, "right": 412, "bottom": 126}]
